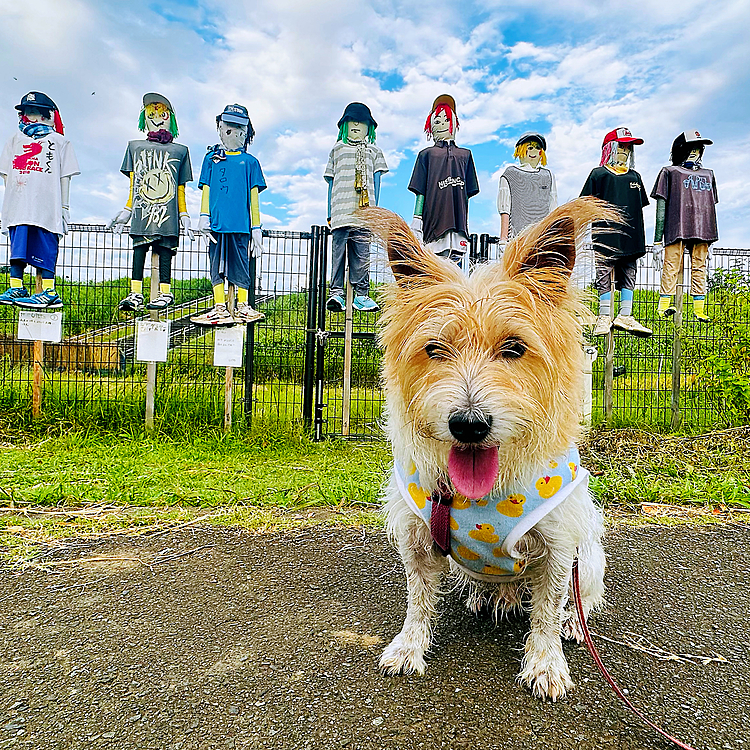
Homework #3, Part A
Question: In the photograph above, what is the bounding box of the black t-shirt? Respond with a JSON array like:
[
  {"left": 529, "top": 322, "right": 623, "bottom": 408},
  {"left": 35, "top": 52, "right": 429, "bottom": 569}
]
[
  {"left": 580, "top": 166, "right": 649, "bottom": 258},
  {"left": 408, "top": 141, "right": 480, "bottom": 244}
]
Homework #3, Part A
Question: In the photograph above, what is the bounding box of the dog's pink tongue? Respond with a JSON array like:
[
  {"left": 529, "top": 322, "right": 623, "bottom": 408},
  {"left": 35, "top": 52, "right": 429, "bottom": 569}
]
[{"left": 448, "top": 446, "right": 499, "bottom": 500}]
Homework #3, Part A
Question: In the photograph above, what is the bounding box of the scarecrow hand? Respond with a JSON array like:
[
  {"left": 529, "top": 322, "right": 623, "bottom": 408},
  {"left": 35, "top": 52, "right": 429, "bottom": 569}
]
[
  {"left": 497, "top": 240, "right": 507, "bottom": 257},
  {"left": 62, "top": 206, "right": 70, "bottom": 233},
  {"left": 410, "top": 216, "right": 423, "bottom": 242},
  {"left": 251, "top": 227, "right": 263, "bottom": 258},
  {"left": 198, "top": 215, "right": 212, "bottom": 237},
  {"left": 180, "top": 214, "right": 194, "bottom": 240},
  {"left": 108, "top": 208, "right": 132, "bottom": 235},
  {"left": 652, "top": 242, "right": 663, "bottom": 273}
]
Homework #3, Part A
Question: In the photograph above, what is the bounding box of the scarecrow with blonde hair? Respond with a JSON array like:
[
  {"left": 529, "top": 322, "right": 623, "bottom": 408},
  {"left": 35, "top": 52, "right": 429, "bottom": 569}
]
[
  {"left": 109, "top": 93, "right": 193, "bottom": 312},
  {"left": 409, "top": 94, "right": 479, "bottom": 267},
  {"left": 497, "top": 132, "right": 556, "bottom": 248}
]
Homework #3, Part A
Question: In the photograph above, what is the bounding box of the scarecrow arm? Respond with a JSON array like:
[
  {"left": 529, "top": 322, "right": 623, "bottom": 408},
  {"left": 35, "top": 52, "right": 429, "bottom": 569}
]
[
  {"left": 654, "top": 198, "right": 666, "bottom": 243},
  {"left": 324, "top": 176, "right": 333, "bottom": 223}
]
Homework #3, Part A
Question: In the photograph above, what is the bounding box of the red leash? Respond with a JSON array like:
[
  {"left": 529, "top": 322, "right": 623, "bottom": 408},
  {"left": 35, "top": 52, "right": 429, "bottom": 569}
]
[{"left": 572, "top": 558, "right": 698, "bottom": 750}]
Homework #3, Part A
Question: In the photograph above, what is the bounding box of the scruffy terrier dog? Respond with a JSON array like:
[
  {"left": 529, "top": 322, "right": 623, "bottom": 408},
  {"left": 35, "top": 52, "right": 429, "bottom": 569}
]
[{"left": 363, "top": 198, "right": 612, "bottom": 701}]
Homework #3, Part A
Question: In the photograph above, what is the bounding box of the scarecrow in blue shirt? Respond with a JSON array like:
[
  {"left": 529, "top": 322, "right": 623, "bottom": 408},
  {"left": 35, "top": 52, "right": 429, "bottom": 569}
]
[{"left": 191, "top": 104, "right": 266, "bottom": 327}]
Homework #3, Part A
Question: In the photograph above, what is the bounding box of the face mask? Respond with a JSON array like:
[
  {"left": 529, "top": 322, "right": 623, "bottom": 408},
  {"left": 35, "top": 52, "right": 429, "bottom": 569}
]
[{"left": 219, "top": 121, "right": 248, "bottom": 151}]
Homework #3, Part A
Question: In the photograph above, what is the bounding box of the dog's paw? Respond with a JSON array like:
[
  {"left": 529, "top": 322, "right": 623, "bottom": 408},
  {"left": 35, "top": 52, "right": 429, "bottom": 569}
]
[
  {"left": 561, "top": 609, "right": 585, "bottom": 643},
  {"left": 379, "top": 635, "right": 427, "bottom": 676},
  {"left": 518, "top": 652, "right": 574, "bottom": 702}
]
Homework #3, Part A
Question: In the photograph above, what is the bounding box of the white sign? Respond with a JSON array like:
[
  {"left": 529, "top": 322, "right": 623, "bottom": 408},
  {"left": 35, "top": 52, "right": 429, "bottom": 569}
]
[
  {"left": 17, "top": 310, "right": 63, "bottom": 342},
  {"left": 136, "top": 320, "right": 170, "bottom": 362},
  {"left": 213, "top": 326, "right": 245, "bottom": 368}
]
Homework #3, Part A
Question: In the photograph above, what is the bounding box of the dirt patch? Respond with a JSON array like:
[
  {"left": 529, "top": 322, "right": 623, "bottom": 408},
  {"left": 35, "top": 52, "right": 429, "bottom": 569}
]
[{"left": 0, "top": 524, "right": 748, "bottom": 749}]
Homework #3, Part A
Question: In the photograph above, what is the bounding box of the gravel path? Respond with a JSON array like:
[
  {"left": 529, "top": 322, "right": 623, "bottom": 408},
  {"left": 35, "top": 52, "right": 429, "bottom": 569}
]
[{"left": 1, "top": 523, "right": 748, "bottom": 750}]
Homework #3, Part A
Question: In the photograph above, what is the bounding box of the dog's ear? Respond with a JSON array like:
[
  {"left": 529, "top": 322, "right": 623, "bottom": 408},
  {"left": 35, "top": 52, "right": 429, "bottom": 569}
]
[
  {"left": 502, "top": 197, "right": 620, "bottom": 305},
  {"left": 358, "top": 207, "right": 460, "bottom": 286}
]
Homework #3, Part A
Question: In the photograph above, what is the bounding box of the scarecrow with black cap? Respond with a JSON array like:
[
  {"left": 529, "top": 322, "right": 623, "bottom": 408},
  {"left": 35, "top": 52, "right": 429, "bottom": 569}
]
[
  {"left": 191, "top": 103, "right": 266, "bottom": 326},
  {"left": 323, "top": 102, "right": 388, "bottom": 313},
  {"left": 497, "top": 132, "right": 556, "bottom": 248},
  {"left": 581, "top": 127, "right": 652, "bottom": 338},
  {"left": 408, "top": 94, "right": 479, "bottom": 268},
  {"left": 651, "top": 130, "right": 718, "bottom": 322},
  {"left": 109, "top": 93, "right": 193, "bottom": 313},
  {"left": 0, "top": 91, "right": 79, "bottom": 309}
]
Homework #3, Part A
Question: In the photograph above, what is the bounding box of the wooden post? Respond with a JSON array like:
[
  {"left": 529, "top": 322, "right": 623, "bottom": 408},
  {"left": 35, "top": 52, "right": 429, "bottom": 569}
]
[
  {"left": 342, "top": 279, "right": 354, "bottom": 436},
  {"left": 145, "top": 253, "right": 159, "bottom": 432},
  {"left": 670, "top": 246, "right": 685, "bottom": 430},
  {"left": 603, "top": 271, "right": 614, "bottom": 423},
  {"left": 224, "top": 284, "right": 235, "bottom": 433},
  {"left": 32, "top": 271, "right": 43, "bottom": 418}
]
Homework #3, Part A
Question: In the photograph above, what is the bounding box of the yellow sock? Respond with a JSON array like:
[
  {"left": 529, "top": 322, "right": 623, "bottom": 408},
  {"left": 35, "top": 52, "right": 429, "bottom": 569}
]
[
  {"left": 213, "top": 283, "right": 226, "bottom": 305},
  {"left": 693, "top": 297, "right": 706, "bottom": 318},
  {"left": 236, "top": 287, "right": 248, "bottom": 305},
  {"left": 10, "top": 277, "right": 23, "bottom": 289},
  {"left": 42, "top": 278, "right": 54, "bottom": 291},
  {"left": 160, "top": 283, "right": 170, "bottom": 295},
  {"left": 132, "top": 279, "right": 143, "bottom": 294},
  {"left": 657, "top": 296, "right": 672, "bottom": 316}
]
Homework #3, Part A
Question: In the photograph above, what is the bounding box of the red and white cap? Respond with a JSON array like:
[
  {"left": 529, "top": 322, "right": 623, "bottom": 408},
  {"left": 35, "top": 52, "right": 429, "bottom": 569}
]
[
  {"left": 681, "top": 129, "right": 713, "bottom": 146},
  {"left": 602, "top": 126, "right": 644, "bottom": 147}
]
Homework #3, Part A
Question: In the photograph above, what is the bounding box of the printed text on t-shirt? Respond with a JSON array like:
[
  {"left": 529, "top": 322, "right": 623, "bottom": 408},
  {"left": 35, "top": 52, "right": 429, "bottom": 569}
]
[
  {"left": 438, "top": 176, "right": 465, "bottom": 190},
  {"left": 683, "top": 174, "right": 712, "bottom": 191}
]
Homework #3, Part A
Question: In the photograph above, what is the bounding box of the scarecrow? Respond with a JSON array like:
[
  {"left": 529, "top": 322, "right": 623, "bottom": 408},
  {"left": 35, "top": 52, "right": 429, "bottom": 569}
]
[
  {"left": 0, "top": 92, "right": 79, "bottom": 309},
  {"left": 109, "top": 93, "right": 193, "bottom": 312},
  {"left": 497, "top": 132, "right": 556, "bottom": 247},
  {"left": 191, "top": 104, "right": 266, "bottom": 326},
  {"left": 408, "top": 94, "right": 479, "bottom": 267},
  {"left": 323, "top": 102, "right": 388, "bottom": 312},
  {"left": 580, "top": 127, "right": 652, "bottom": 338},
  {"left": 651, "top": 130, "right": 718, "bottom": 322}
]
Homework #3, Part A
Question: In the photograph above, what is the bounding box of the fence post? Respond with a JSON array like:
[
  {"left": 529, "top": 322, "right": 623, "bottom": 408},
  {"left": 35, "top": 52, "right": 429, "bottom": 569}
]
[
  {"left": 342, "top": 278, "right": 354, "bottom": 436},
  {"left": 243, "top": 254, "right": 258, "bottom": 424},
  {"left": 314, "top": 227, "right": 328, "bottom": 441},
  {"left": 32, "top": 270, "right": 43, "bottom": 418},
  {"left": 603, "top": 271, "right": 614, "bottom": 423},
  {"left": 145, "top": 252, "right": 160, "bottom": 432},
  {"left": 223, "top": 284, "right": 235, "bottom": 433},
  {"left": 302, "top": 227, "right": 320, "bottom": 433},
  {"left": 479, "top": 234, "right": 489, "bottom": 264},
  {"left": 670, "top": 247, "right": 685, "bottom": 430}
]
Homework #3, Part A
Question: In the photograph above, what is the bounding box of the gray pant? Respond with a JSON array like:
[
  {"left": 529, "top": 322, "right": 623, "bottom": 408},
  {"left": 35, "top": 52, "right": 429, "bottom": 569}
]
[{"left": 330, "top": 226, "right": 371, "bottom": 297}]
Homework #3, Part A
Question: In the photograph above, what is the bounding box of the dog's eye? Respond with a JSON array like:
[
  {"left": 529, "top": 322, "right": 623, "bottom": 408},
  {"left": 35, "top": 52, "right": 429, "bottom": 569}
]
[
  {"left": 496, "top": 337, "right": 527, "bottom": 359},
  {"left": 425, "top": 342, "right": 450, "bottom": 360}
]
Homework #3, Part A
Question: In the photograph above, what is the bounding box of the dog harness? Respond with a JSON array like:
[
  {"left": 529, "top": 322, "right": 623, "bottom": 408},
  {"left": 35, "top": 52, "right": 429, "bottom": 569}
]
[{"left": 394, "top": 447, "right": 589, "bottom": 582}]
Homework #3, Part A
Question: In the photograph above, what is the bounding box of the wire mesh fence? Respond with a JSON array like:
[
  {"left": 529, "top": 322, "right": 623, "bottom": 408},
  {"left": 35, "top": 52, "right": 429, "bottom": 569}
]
[{"left": 1, "top": 225, "right": 749, "bottom": 436}]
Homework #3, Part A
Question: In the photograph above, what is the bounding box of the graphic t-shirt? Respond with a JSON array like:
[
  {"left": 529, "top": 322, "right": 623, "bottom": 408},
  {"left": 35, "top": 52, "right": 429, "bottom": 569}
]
[
  {"left": 651, "top": 165, "right": 718, "bottom": 245},
  {"left": 198, "top": 150, "right": 267, "bottom": 234},
  {"left": 324, "top": 141, "right": 388, "bottom": 231},
  {"left": 121, "top": 140, "right": 192, "bottom": 238},
  {"left": 580, "top": 167, "right": 649, "bottom": 258},
  {"left": 409, "top": 141, "right": 480, "bottom": 244},
  {"left": 0, "top": 131, "right": 80, "bottom": 235}
]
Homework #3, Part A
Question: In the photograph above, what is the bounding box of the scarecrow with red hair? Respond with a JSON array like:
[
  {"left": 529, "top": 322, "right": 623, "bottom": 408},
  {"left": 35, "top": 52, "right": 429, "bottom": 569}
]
[
  {"left": 408, "top": 94, "right": 479, "bottom": 267},
  {"left": 0, "top": 92, "right": 79, "bottom": 309}
]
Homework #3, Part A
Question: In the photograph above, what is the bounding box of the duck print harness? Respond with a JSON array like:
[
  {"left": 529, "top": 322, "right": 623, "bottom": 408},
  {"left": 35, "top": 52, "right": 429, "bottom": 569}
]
[{"left": 394, "top": 447, "right": 588, "bottom": 582}]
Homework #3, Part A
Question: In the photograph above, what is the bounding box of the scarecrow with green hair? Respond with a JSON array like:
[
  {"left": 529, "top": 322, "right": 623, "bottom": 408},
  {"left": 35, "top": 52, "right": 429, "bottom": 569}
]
[
  {"left": 109, "top": 93, "right": 193, "bottom": 312},
  {"left": 323, "top": 102, "right": 388, "bottom": 312}
]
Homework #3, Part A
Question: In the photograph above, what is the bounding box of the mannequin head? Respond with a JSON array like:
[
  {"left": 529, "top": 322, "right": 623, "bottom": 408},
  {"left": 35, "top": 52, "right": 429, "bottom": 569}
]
[
  {"left": 514, "top": 133, "right": 548, "bottom": 167},
  {"left": 345, "top": 121, "right": 368, "bottom": 143},
  {"left": 600, "top": 127, "right": 643, "bottom": 170},
  {"left": 15, "top": 91, "right": 64, "bottom": 134},
  {"left": 20, "top": 105, "right": 53, "bottom": 124},
  {"left": 215, "top": 104, "right": 254, "bottom": 151},
  {"left": 670, "top": 130, "right": 712, "bottom": 169},
  {"left": 424, "top": 94, "right": 458, "bottom": 142},
  {"left": 138, "top": 93, "right": 179, "bottom": 139},
  {"left": 337, "top": 103, "right": 378, "bottom": 144}
]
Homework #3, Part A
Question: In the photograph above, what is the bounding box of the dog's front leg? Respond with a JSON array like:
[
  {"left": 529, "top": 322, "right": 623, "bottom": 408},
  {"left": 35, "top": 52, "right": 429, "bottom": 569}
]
[
  {"left": 380, "top": 515, "right": 447, "bottom": 675},
  {"left": 518, "top": 550, "right": 575, "bottom": 701}
]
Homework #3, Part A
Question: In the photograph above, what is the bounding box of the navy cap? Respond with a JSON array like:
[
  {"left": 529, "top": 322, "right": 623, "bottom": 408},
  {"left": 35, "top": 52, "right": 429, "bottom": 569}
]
[
  {"left": 219, "top": 103, "right": 250, "bottom": 126},
  {"left": 337, "top": 102, "right": 377, "bottom": 129},
  {"left": 15, "top": 91, "right": 57, "bottom": 112},
  {"left": 515, "top": 132, "right": 547, "bottom": 151}
]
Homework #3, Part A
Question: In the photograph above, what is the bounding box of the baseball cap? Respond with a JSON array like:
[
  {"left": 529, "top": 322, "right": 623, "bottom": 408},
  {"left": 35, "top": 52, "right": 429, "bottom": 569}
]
[
  {"left": 15, "top": 91, "right": 57, "bottom": 112},
  {"left": 602, "top": 127, "right": 644, "bottom": 147},
  {"left": 680, "top": 129, "right": 713, "bottom": 146},
  {"left": 516, "top": 132, "right": 547, "bottom": 151},
  {"left": 143, "top": 93, "right": 173, "bottom": 111},
  {"left": 219, "top": 104, "right": 250, "bottom": 126}
]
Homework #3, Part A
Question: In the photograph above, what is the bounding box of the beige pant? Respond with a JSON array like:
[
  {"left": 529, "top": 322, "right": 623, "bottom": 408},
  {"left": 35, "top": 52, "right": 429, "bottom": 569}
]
[{"left": 660, "top": 240, "right": 709, "bottom": 296}]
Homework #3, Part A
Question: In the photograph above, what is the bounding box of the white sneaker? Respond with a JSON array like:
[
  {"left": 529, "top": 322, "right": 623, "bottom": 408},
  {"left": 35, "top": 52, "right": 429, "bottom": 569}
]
[
  {"left": 234, "top": 302, "right": 265, "bottom": 324},
  {"left": 612, "top": 314, "right": 653, "bottom": 337},
  {"left": 191, "top": 303, "right": 235, "bottom": 327},
  {"left": 592, "top": 314, "right": 612, "bottom": 336}
]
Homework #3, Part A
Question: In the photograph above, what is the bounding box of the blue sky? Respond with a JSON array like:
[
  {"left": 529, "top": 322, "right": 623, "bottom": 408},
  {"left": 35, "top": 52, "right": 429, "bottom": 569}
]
[{"left": 1, "top": 0, "right": 749, "bottom": 245}]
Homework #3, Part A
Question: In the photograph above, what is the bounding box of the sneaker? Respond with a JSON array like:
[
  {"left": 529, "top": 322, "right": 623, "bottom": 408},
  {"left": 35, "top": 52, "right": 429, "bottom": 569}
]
[
  {"left": 592, "top": 314, "right": 612, "bottom": 337},
  {"left": 612, "top": 314, "right": 653, "bottom": 337},
  {"left": 234, "top": 302, "right": 265, "bottom": 324},
  {"left": 658, "top": 304, "right": 677, "bottom": 319},
  {"left": 118, "top": 291, "right": 145, "bottom": 312},
  {"left": 694, "top": 311, "right": 710, "bottom": 323},
  {"left": 15, "top": 289, "right": 63, "bottom": 310},
  {"left": 191, "top": 303, "right": 235, "bottom": 327},
  {"left": 352, "top": 295, "right": 380, "bottom": 312},
  {"left": 146, "top": 292, "right": 174, "bottom": 311},
  {"left": 326, "top": 294, "right": 345, "bottom": 312},
  {"left": 0, "top": 286, "right": 29, "bottom": 306}
]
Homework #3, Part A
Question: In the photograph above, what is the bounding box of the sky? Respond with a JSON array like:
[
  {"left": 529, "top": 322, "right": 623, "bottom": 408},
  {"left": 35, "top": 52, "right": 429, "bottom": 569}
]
[{"left": 1, "top": 0, "right": 749, "bottom": 246}]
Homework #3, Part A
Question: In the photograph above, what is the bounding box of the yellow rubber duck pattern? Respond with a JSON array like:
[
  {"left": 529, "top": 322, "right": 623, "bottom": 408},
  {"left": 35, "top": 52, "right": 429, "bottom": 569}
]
[{"left": 393, "top": 447, "right": 587, "bottom": 582}]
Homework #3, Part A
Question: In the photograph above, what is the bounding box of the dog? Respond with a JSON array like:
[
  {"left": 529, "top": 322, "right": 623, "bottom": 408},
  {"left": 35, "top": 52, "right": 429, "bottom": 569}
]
[{"left": 363, "top": 198, "right": 613, "bottom": 701}]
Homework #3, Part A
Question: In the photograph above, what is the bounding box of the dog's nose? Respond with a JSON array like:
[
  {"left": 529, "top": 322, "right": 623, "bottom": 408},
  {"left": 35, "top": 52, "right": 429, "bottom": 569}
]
[{"left": 448, "top": 413, "right": 493, "bottom": 443}]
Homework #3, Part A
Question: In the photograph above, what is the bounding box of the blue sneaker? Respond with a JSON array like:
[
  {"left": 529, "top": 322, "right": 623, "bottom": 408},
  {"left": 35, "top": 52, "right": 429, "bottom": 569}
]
[
  {"left": 0, "top": 286, "right": 30, "bottom": 306},
  {"left": 326, "top": 294, "right": 346, "bottom": 312},
  {"left": 352, "top": 295, "right": 380, "bottom": 312},
  {"left": 15, "top": 289, "right": 63, "bottom": 310}
]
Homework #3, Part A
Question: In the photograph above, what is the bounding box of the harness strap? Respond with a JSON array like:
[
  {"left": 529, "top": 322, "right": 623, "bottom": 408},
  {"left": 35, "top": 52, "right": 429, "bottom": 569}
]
[{"left": 430, "top": 480, "right": 453, "bottom": 556}]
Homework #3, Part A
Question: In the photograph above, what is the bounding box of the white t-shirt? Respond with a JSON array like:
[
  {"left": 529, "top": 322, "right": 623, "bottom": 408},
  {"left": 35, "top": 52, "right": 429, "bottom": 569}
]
[{"left": 0, "top": 131, "right": 80, "bottom": 235}]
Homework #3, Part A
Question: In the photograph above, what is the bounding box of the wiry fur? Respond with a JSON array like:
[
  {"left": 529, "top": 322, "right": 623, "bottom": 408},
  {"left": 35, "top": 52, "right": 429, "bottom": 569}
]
[{"left": 364, "top": 199, "right": 613, "bottom": 701}]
